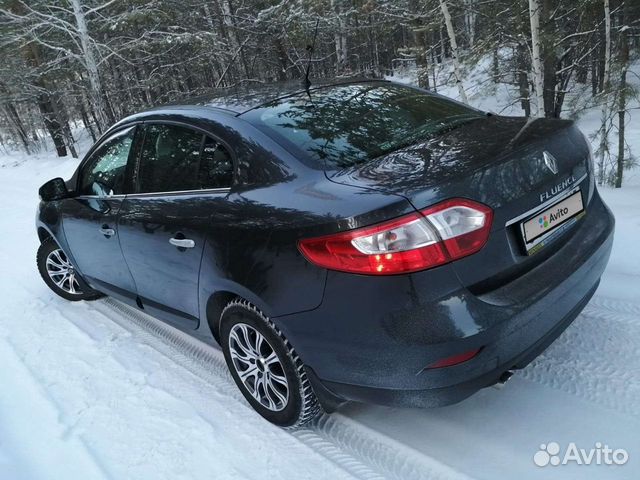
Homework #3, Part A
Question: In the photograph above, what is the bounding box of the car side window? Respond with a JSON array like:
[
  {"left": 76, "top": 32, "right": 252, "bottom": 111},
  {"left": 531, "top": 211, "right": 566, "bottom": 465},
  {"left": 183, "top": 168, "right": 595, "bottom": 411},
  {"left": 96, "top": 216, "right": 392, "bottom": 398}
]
[
  {"left": 79, "top": 126, "right": 135, "bottom": 196},
  {"left": 137, "top": 124, "right": 234, "bottom": 193},
  {"left": 199, "top": 136, "right": 234, "bottom": 189},
  {"left": 137, "top": 124, "right": 203, "bottom": 193}
]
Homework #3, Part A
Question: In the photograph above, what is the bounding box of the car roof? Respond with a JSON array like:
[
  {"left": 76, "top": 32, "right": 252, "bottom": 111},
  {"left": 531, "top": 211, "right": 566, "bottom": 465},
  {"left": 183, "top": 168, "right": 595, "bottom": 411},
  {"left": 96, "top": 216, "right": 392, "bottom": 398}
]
[{"left": 154, "top": 77, "right": 390, "bottom": 115}]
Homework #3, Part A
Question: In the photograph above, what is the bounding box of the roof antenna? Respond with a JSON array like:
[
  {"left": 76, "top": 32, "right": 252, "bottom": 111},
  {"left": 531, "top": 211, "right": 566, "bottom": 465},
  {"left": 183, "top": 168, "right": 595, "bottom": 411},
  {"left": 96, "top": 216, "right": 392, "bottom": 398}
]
[{"left": 303, "top": 18, "right": 320, "bottom": 93}]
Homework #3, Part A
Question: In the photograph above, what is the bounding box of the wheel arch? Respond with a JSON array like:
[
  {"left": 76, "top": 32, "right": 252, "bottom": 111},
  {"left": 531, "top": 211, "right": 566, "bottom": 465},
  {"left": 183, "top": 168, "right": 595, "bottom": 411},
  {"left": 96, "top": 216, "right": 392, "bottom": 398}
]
[
  {"left": 203, "top": 284, "right": 278, "bottom": 345},
  {"left": 37, "top": 226, "right": 53, "bottom": 243},
  {"left": 205, "top": 291, "right": 238, "bottom": 343}
]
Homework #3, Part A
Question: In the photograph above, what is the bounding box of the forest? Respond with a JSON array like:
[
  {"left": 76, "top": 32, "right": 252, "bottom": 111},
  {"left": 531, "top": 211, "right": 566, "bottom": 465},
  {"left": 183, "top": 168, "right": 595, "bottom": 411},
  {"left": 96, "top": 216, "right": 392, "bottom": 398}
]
[{"left": 0, "top": 0, "right": 639, "bottom": 186}]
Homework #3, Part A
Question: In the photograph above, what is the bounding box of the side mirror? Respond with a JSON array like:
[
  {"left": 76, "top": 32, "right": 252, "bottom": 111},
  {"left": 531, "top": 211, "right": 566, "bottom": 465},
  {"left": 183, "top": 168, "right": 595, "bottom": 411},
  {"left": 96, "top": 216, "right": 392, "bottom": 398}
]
[{"left": 39, "top": 177, "right": 70, "bottom": 202}]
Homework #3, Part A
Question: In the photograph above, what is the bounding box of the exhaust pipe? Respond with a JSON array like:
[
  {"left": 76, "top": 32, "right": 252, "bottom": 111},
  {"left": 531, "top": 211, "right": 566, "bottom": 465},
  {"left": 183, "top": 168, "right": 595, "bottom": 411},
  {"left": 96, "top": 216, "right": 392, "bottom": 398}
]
[{"left": 492, "top": 370, "right": 514, "bottom": 390}]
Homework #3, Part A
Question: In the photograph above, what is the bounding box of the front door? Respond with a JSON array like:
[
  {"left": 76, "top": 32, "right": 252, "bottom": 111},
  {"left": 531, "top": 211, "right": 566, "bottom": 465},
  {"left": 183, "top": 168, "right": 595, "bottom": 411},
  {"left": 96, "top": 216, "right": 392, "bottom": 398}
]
[
  {"left": 61, "top": 126, "right": 139, "bottom": 297},
  {"left": 117, "top": 123, "right": 234, "bottom": 328}
]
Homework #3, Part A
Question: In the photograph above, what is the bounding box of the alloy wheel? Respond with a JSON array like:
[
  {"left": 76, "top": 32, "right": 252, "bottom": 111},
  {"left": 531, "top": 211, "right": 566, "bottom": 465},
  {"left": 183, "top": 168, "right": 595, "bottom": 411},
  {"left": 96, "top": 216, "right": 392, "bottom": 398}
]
[
  {"left": 228, "top": 322, "right": 289, "bottom": 411},
  {"left": 46, "top": 248, "right": 82, "bottom": 295}
]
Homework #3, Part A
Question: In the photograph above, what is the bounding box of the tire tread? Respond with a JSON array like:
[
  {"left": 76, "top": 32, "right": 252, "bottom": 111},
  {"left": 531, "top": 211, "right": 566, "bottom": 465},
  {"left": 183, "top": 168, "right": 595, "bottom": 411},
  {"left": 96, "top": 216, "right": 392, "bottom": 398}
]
[
  {"left": 221, "top": 298, "right": 321, "bottom": 428},
  {"left": 36, "top": 238, "right": 102, "bottom": 302}
]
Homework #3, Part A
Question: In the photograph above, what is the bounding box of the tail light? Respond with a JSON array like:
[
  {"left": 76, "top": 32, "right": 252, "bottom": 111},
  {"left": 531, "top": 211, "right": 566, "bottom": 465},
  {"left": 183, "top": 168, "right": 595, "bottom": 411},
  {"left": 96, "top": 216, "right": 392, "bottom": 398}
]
[{"left": 298, "top": 198, "right": 493, "bottom": 275}]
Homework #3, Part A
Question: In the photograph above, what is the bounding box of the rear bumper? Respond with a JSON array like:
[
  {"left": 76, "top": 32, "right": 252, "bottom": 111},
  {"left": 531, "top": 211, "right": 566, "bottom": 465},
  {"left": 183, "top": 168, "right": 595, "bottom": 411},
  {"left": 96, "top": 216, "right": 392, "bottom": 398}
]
[
  {"left": 273, "top": 191, "right": 614, "bottom": 408},
  {"left": 311, "top": 279, "right": 599, "bottom": 408}
]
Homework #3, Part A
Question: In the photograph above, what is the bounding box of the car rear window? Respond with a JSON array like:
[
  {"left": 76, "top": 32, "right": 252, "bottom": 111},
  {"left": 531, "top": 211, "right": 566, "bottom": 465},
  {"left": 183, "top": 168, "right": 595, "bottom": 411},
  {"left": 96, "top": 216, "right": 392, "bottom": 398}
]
[{"left": 242, "top": 82, "right": 484, "bottom": 169}]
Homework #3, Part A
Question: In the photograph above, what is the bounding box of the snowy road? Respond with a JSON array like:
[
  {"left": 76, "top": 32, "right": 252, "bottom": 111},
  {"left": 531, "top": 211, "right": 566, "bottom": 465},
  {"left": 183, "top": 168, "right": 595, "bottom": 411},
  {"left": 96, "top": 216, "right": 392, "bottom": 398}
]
[{"left": 1, "top": 152, "right": 639, "bottom": 480}]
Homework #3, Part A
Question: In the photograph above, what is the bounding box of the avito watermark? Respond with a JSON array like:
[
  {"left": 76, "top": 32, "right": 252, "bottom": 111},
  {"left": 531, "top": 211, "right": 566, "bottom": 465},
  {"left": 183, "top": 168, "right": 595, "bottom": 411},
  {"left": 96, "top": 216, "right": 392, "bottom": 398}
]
[{"left": 534, "top": 442, "right": 629, "bottom": 467}]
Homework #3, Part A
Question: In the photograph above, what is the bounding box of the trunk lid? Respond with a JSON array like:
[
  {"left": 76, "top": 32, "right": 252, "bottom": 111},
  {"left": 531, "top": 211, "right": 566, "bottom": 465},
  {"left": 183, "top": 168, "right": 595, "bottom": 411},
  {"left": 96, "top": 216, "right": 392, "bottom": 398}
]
[{"left": 327, "top": 115, "right": 593, "bottom": 290}]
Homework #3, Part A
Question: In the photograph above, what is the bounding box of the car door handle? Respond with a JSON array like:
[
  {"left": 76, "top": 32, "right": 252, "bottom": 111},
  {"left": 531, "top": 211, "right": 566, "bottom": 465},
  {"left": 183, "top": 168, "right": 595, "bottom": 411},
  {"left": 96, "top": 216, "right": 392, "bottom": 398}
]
[
  {"left": 99, "top": 226, "right": 115, "bottom": 237},
  {"left": 169, "top": 237, "right": 195, "bottom": 249}
]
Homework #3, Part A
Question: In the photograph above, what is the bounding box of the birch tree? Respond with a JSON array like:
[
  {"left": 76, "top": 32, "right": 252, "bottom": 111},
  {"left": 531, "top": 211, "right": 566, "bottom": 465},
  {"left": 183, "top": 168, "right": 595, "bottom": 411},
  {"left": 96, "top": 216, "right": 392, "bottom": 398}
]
[
  {"left": 439, "top": 0, "right": 468, "bottom": 104},
  {"left": 598, "top": 0, "right": 612, "bottom": 185},
  {"left": 332, "top": 0, "right": 350, "bottom": 75},
  {"left": 528, "top": 0, "right": 545, "bottom": 117},
  {"left": 70, "top": 0, "right": 108, "bottom": 132},
  {"left": 615, "top": 0, "right": 630, "bottom": 188},
  {"left": 463, "top": 0, "right": 477, "bottom": 48}
]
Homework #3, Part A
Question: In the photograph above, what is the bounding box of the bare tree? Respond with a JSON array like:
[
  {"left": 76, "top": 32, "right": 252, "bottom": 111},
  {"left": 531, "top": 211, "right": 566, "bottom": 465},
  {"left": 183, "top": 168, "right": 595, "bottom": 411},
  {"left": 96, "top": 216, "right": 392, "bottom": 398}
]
[
  {"left": 528, "top": 0, "right": 545, "bottom": 117},
  {"left": 463, "top": 0, "right": 477, "bottom": 48},
  {"left": 439, "top": 0, "right": 468, "bottom": 104},
  {"left": 615, "top": 0, "right": 630, "bottom": 188},
  {"left": 332, "top": 0, "right": 350, "bottom": 75},
  {"left": 598, "top": 0, "right": 612, "bottom": 185},
  {"left": 70, "top": 0, "right": 108, "bottom": 132}
]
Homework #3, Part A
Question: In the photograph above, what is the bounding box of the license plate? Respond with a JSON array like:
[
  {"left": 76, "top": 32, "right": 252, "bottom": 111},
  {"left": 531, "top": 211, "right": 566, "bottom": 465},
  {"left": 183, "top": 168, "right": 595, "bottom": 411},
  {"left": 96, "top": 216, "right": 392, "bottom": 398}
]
[{"left": 521, "top": 190, "right": 584, "bottom": 253}]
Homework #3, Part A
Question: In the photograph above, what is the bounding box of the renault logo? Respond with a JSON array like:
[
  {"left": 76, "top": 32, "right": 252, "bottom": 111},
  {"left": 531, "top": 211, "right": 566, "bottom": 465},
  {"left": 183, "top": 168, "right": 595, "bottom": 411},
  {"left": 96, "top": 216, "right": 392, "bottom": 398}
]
[{"left": 543, "top": 151, "right": 559, "bottom": 174}]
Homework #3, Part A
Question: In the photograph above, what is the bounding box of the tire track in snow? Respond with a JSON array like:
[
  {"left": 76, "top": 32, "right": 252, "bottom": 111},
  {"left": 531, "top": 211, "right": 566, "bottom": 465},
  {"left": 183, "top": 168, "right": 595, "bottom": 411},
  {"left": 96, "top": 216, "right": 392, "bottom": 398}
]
[
  {"left": 308, "top": 415, "right": 475, "bottom": 480},
  {"left": 587, "top": 295, "right": 640, "bottom": 318},
  {"left": 518, "top": 296, "right": 640, "bottom": 419},
  {"left": 95, "top": 298, "right": 474, "bottom": 480},
  {"left": 581, "top": 304, "right": 640, "bottom": 327}
]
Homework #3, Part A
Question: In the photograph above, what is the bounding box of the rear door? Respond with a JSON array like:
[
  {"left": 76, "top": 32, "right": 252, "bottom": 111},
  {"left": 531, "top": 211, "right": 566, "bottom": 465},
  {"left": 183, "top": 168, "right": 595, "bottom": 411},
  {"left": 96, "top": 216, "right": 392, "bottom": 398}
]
[
  {"left": 61, "top": 126, "right": 139, "bottom": 297},
  {"left": 117, "top": 123, "right": 234, "bottom": 329}
]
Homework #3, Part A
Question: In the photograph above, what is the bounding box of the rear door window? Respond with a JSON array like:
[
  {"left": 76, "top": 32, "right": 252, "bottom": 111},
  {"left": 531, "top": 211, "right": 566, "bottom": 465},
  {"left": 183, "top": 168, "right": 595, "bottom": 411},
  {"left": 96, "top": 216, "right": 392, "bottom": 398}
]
[
  {"left": 138, "top": 124, "right": 203, "bottom": 193},
  {"left": 137, "top": 124, "right": 234, "bottom": 193},
  {"left": 199, "top": 136, "right": 234, "bottom": 189}
]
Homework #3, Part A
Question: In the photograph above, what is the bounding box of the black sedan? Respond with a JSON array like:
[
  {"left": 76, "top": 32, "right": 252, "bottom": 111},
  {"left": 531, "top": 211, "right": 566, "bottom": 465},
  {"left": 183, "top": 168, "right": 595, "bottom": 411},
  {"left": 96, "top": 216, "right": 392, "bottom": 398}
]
[{"left": 36, "top": 79, "right": 614, "bottom": 427}]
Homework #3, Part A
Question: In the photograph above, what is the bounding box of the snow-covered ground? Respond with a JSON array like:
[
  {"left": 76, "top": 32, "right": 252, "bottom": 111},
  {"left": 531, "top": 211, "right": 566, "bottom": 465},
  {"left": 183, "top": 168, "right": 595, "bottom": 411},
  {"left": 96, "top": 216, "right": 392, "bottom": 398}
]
[{"left": 1, "top": 77, "right": 639, "bottom": 478}]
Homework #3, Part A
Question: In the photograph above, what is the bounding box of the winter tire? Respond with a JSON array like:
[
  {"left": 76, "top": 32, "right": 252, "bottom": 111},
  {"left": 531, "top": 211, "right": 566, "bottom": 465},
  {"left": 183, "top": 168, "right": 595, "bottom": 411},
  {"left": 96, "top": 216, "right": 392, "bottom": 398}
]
[
  {"left": 220, "top": 298, "right": 321, "bottom": 428},
  {"left": 37, "top": 238, "right": 103, "bottom": 302}
]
